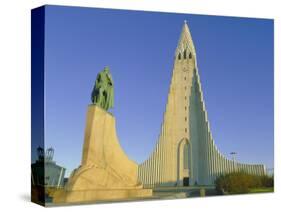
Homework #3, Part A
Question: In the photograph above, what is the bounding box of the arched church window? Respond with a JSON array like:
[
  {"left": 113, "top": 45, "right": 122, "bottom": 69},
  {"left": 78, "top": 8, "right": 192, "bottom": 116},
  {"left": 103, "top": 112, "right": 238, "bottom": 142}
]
[
  {"left": 189, "top": 52, "right": 192, "bottom": 59},
  {"left": 178, "top": 53, "right": 181, "bottom": 60},
  {"left": 184, "top": 50, "right": 187, "bottom": 59},
  {"left": 184, "top": 143, "right": 188, "bottom": 169}
]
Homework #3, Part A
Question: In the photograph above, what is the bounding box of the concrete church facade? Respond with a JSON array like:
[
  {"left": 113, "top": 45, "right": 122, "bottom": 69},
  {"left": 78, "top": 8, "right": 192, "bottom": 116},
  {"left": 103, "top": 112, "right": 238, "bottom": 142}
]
[{"left": 138, "top": 22, "right": 266, "bottom": 187}]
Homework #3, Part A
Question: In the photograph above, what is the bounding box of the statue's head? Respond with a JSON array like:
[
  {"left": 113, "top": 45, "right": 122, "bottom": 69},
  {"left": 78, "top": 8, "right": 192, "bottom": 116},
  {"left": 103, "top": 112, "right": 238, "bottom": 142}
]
[{"left": 104, "top": 66, "right": 110, "bottom": 73}]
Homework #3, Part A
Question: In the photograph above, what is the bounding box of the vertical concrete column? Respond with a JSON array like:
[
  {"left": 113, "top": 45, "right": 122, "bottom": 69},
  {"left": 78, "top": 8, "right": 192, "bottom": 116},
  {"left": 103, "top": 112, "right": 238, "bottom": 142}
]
[
  {"left": 205, "top": 122, "right": 209, "bottom": 184},
  {"left": 159, "top": 139, "right": 163, "bottom": 184},
  {"left": 218, "top": 154, "right": 222, "bottom": 176},
  {"left": 249, "top": 165, "right": 252, "bottom": 175},
  {"left": 146, "top": 160, "right": 149, "bottom": 186},
  {"left": 227, "top": 160, "right": 231, "bottom": 174},
  {"left": 161, "top": 125, "right": 167, "bottom": 183},
  {"left": 236, "top": 163, "right": 240, "bottom": 172},
  {"left": 140, "top": 165, "right": 144, "bottom": 184},
  {"left": 203, "top": 113, "right": 207, "bottom": 185},
  {"left": 198, "top": 101, "right": 202, "bottom": 184},
  {"left": 212, "top": 145, "right": 215, "bottom": 182},
  {"left": 201, "top": 111, "right": 207, "bottom": 184},
  {"left": 215, "top": 149, "right": 218, "bottom": 180},
  {"left": 210, "top": 142, "right": 215, "bottom": 183},
  {"left": 261, "top": 165, "right": 265, "bottom": 175},
  {"left": 221, "top": 157, "right": 224, "bottom": 174},
  {"left": 210, "top": 141, "right": 215, "bottom": 183},
  {"left": 162, "top": 120, "right": 172, "bottom": 181},
  {"left": 146, "top": 159, "right": 150, "bottom": 187},
  {"left": 252, "top": 165, "right": 255, "bottom": 175},
  {"left": 143, "top": 161, "right": 147, "bottom": 186},
  {"left": 141, "top": 165, "right": 145, "bottom": 184},
  {"left": 251, "top": 165, "right": 254, "bottom": 175},
  {"left": 221, "top": 155, "right": 225, "bottom": 175},
  {"left": 138, "top": 165, "right": 142, "bottom": 184},
  {"left": 230, "top": 159, "right": 233, "bottom": 173},
  {"left": 258, "top": 166, "right": 261, "bottom": 176},
  {"left": 208, "top": 132, "right": 212, "bottom": 183},
  {"left": 216, "top": 153, "right": 220, "bottom": 177},
  {"left": 154, "top": 144, "right": 158, "bottom": 185},
  {"left": 141, "top": 162, "right": 144, "bottom": 185},
  {"left": 230, "top": 160, "right": 234, "bottom": 173},
  {"left": 226, "top": 158, "right": 229, "bottom": 174},
  {"left": 223, "top": 157, "right": 226, "bottom": 174},
  {"left": 223, "top": 156, "right": 227, "bottom": 173},
  {"left": 151, "top": 153, "right": 155, "bottom": 186},
  {"left": 260, "top": 165, "right": 264, "bottom": 176},
  {"left": 162, "top": 124, "right": 166, "bottom": 184},
  {"left": 204, "top": 123, "right": 209, "bottom": 184},
  {"left": 224, "top": 159, "right": 227, "bottom": 174},
  {"left": 162, "top": 139, "right": 165, "bottom": 184},
  {"left": 148, "top": 159, "right": 151, "bottom": 187},
  {"left": 205, "top": 130, "right": 210, "bottom": 184},
  {"left": 155, "top": 142, "right": 160, "bottom": 185},
  {"left": 253, "top": 165, "right": 256, "bottom": 176},
  {"left": 215, "top": 147, "right": 219, "bottom": 179},
  {"left": 149, "top": 155, "right": 152, "bottom": 186},
  {"left": 258, "top": 165, "right": 262, "bottom": 176},
  {"left": 254, "top": 165, "right": 258, "bottom": 176},
  {"left": 209, "top": 140, "right": 213, "bottom": 183}
]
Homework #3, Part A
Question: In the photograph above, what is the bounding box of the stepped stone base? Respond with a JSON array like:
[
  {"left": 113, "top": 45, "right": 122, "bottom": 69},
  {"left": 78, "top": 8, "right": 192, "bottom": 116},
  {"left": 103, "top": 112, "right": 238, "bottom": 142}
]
[{"left": 52, "top": 105, "right": 152, "bottom": 203}]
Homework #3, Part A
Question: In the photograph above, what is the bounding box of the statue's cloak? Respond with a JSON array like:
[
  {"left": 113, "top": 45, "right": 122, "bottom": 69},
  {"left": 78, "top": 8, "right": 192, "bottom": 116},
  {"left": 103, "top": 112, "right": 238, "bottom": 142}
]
[
  {"left": 104, "top": 72, "right": 114, "bottom": 110},
  {"left": 91, "top": 70, "right": 114, "bottom": 111}
]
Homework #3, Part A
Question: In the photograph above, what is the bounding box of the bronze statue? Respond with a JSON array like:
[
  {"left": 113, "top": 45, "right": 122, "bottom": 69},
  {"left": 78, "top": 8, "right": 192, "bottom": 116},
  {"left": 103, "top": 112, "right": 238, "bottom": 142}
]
[{"left": 91, "top": 66, "right": 114, "bottom": 110}]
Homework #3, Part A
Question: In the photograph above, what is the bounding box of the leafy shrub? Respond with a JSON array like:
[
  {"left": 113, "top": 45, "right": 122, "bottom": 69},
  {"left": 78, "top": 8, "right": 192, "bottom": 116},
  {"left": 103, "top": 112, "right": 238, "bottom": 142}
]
[
  {"left": 260, "top": 175, "right": 274, "bottom": 187},
  {"left": 215, "top": 172, "right": 273, "bottom": 194}
]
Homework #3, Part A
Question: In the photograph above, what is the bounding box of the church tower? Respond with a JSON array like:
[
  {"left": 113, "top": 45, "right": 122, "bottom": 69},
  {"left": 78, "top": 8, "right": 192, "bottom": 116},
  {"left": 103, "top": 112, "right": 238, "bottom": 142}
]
[{"left": 138, "top": 21, "right": 266, "bottom": 187}]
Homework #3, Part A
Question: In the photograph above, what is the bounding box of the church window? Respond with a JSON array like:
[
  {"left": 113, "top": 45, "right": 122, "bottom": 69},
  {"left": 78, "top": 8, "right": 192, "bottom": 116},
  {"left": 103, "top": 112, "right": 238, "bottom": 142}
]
[
  {"left": 189, "top": 52, "right": 192, "bottom": 59},
  {"left": 183, "top": 144, "right": 188, "bottom": 169},
  {"left": 178, "top": 53, "right": 181, "bottom": 60}
]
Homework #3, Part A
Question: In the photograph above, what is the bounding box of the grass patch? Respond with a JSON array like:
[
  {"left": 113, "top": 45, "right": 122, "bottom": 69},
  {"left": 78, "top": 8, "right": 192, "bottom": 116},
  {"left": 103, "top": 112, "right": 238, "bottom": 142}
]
[{"left": 248, "top": 187, "right": 273, "bottom": 193}]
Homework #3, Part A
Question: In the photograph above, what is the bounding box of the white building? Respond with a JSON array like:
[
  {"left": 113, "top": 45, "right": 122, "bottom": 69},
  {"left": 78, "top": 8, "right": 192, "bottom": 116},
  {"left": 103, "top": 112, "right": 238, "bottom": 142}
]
[{"left": 138, "top": 22, "right": 266, "bottom": 187}]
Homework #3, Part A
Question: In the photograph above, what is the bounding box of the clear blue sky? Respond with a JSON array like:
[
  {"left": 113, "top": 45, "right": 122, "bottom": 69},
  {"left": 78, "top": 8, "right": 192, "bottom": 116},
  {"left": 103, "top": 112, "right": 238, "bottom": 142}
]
[{"left": 42, "top": 5, "right": 274, "bottom": 176}]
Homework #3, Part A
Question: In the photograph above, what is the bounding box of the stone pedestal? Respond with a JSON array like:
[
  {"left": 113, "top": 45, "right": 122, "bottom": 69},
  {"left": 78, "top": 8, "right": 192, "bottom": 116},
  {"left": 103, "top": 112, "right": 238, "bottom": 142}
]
[{"left": 53, "top": 105, "right": 152, "bottom": 203}]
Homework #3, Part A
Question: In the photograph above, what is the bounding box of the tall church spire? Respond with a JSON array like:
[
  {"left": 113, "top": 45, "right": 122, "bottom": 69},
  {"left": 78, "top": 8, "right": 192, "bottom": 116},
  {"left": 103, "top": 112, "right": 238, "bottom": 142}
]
[
  {"left": 138, "top": 22, "right": 266, "bottom": 188},
  {"left": 176, "top": 20, "right": 196, "bottom": 58}
]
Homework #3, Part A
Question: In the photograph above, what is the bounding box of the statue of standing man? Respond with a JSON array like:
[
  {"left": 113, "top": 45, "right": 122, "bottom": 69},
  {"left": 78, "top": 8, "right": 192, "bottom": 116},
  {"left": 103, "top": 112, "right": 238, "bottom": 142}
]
[{"left": 91, "top": 66, "right": 114, "bottom": 111}]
